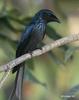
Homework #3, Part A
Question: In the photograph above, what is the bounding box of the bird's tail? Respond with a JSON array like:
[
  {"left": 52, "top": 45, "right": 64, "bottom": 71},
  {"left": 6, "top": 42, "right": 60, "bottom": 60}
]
[
  {"left": 16, "top": 66, "right": 25, "bottom": 100},
  {"left": 9, "top": 63, "right": 25, "bottom": 100}
]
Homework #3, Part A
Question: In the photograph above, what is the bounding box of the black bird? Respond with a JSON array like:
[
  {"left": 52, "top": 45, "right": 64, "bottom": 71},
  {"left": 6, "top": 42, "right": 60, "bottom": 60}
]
[{"left": 10, "top": 9, "right": 60, "bottom": 100}]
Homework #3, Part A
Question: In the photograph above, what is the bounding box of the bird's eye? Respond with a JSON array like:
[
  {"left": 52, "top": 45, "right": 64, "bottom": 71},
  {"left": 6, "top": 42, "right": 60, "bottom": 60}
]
[{"left": 48, "top": 13, "right": 51, "bottom": 16}]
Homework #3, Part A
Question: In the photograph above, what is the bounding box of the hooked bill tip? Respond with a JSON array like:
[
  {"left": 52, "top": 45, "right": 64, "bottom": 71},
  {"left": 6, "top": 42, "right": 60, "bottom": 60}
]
[{"left": 57, "top": 19, "right": 60, "bottom": 23}]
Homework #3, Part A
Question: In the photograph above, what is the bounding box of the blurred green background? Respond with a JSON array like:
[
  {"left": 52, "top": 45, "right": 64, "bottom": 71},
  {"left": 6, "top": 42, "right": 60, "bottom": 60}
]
[{"left": 0, "top": 0, "right": 79, "bottom": 100}]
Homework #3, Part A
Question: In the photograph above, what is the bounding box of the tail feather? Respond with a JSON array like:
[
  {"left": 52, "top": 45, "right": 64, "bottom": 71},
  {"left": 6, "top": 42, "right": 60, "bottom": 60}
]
[
  {"left": 16, "top": 66, "right": 25, "bottom": 100},
  {"left": 9, "top": 70, "right": 19, "bottom": 100},
  {"left": 9, "top": 64, "right": 25, "bottom": 100}
]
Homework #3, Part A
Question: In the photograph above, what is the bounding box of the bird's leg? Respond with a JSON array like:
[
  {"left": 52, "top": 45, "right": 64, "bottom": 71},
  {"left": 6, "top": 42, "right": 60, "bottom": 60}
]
[
  {"left": 27, "top": 46, "right": 42, "bottom": 56},
  {"left": 27, "top": 51, "right": 33, "bottom": 56},
  {"left": 36, "top": 44, "right": 42, "bottom": 50},
  {"left": 35, "top": 47, "right": 42, "bottom": 50}
]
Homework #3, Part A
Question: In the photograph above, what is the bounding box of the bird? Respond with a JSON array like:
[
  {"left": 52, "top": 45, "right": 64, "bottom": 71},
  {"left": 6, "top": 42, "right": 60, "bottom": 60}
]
[{"left": 9, "top": 9, "right": 60, "bottom": 100}]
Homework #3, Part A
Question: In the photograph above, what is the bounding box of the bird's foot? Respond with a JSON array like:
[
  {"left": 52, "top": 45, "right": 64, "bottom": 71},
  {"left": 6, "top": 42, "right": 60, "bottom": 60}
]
[
  {"left": 28, "top": 51, "right": 33, "bottom": 56},
  {"left": 27, "top": 47, "right": 42, "bottom": 56},
  {"left": 36, "top": 47, "right": 42, "bottom": 50}
]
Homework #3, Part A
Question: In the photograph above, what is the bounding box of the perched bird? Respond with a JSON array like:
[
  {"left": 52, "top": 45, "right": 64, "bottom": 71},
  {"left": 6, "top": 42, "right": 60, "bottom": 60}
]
[{"left": 10, "top": 9, "right": 60, "bottom": 100}]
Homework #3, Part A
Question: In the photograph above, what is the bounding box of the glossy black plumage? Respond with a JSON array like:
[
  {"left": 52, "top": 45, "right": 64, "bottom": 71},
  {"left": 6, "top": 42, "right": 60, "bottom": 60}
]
[
  {"left": 12, "top": 19, "right": 46, "bottom": 73},
  {"left": 10, "top": 9, "right": 60, "bottom": 100}
]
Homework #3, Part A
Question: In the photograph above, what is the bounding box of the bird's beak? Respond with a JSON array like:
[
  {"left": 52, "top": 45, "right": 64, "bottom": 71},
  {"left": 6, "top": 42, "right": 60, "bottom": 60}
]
[
  {"left": 51, "top": 14, "right": 60, "bottom": 23},
  {"left": 55, "top": 18, "right": 60, "bottom": 23},
  {"left": 53, "top": 15, "right": 60, "bottom": 23}
]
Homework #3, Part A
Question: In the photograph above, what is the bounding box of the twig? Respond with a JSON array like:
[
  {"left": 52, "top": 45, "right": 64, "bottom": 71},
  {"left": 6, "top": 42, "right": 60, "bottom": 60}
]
[
  {"left": 0, "top": 70, "right": 11, "bottom": 89},
  {"left": 0, "top": 33, "right": 79, "bottom": 72}
]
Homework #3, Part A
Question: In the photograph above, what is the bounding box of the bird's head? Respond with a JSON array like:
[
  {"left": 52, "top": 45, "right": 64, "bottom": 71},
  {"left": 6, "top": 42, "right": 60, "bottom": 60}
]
[{"left": 34, "top": 9, "right": 60, "bottom": 23}]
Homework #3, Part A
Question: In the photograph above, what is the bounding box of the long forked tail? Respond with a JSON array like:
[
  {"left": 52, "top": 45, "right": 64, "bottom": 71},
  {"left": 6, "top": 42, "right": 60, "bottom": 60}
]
[
  {"left": 16, "top": 66, "right": 25, "bottom": 100},
  {"left": 9, "top": 64, "right": 25, "bottom": 100}
]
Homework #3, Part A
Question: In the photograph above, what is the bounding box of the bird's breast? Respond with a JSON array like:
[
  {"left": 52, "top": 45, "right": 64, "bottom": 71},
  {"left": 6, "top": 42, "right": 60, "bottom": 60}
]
[
  {"left": 34, "top": 22, "right": 46, "bottom": 40},
  {"left": 24, "top": 22, "right": 46, "bottom": 52}
]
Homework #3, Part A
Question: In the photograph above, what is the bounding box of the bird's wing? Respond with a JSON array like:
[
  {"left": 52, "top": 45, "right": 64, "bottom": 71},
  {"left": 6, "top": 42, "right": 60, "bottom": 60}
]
[
  {"left": 15, "top": 24, "right": 36, "bottom": 99},
  {"left": 16, "top": 24, "right": 34, "bottom": 57}
]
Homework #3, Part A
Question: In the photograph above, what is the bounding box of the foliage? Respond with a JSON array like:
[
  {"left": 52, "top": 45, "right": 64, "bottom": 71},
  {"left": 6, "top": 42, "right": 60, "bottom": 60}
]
[{"left": 0, "top": 0, "right": 79, "bottom": 100}]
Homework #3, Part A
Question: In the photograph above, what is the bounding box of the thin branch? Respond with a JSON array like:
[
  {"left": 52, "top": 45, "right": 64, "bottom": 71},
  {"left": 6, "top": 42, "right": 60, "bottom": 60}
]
[
  {"left": 0, "top": 70, "right": 11, "bottom": 89},
  {"left": 0, "top": 33, "right": 79, "bottom": 72}
]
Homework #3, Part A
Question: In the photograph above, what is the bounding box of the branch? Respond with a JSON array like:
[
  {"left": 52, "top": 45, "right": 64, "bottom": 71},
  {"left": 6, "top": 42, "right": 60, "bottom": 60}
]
[
  {"left": 0, "top": 70, "right": 11, "bottom": 89},
  {"left": 0, "top": 33, "right": 79, "bottom": 72}
]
